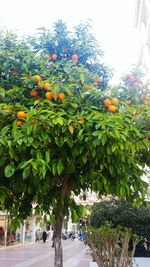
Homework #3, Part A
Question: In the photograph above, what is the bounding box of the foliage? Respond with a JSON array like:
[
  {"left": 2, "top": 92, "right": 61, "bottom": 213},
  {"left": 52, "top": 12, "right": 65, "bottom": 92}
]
[
  {"left": 0, "top": 19, "right": 149, "bottom": 236},
  {"left": 90, "top": 200, "right": 150, "bottom": 239},
  {"left": 87, "top": 223, "right": 138, "bottom": 267}
]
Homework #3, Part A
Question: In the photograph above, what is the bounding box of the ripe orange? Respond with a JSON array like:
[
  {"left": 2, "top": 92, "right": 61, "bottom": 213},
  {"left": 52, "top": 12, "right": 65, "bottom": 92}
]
[
  {"left": 111, "top": 98, "right": 119, "bottom": 105},
  {"left": 17, "top": 111, "right": 27, "bottom": 120},
  {"left": 43, "top": 82, "right": 51, "bottom": 89},
  {"left": 17, "top": 121, "right": 23, "bottom": 127},
  {"left": 107, "top": 105, "right": 117, "bottom": 113},
  {"left": 51, "top": 54, "right": 57, "bottom": 60},
  {"left": 103, "top": 99, "right": 112, "bottom": 106},
  {"left": 58, "top": 92, "right": 65, "bottom": 101},
  {"left": 30, "top": 90, "right": 38, "bottom": 97},
  {"left": 33, "top": 75, "right": 42, "bottom": 83},
  {"left": 72, "top": 54, "right": 78, "bottom": 60},
  {"left": 45, "top": 90, "right": 55, "bottom": 100}
]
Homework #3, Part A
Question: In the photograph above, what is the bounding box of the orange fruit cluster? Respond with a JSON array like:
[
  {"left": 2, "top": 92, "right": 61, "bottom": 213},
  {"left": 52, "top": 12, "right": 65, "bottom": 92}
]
[
  {"left": 45, "top": 91, "right": 55, "bottom": 100},
  {"left": 103, "top": 97, "right": 119, "bottom": 113},
  {"left": 16, "top": 111, "right": 27, "bottom": 127},
  {"left": 47, "top": 54, "right": 57, "bottom": 61},
  {"left": 45, "top": 91, "right": 65, "bottom": 101}
]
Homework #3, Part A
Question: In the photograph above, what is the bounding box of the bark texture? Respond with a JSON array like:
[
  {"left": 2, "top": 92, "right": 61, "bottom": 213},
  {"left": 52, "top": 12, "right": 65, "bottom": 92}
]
[{"left": 54, "top": 175, "right": 70, "bottom": 267}]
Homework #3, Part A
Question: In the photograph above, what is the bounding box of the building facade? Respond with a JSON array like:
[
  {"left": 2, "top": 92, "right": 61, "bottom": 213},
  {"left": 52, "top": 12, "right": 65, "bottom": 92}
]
[{"left": 134, "top": 0, "right": 150, "bottom": 76}]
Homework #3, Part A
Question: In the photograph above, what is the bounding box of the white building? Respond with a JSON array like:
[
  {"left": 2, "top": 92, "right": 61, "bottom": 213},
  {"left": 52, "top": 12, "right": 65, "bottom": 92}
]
[{"left": 134, "top": 0, "right": 150, "bottom": 77}]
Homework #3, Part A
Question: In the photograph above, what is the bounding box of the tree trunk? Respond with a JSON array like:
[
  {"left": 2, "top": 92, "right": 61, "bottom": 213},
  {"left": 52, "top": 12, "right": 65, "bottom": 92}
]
[
  {"left": 53, "top": 175, "right": 70, "bottom": 267},
  {"left": 54, "top": 214, "right": 63, "bottom": 267}
]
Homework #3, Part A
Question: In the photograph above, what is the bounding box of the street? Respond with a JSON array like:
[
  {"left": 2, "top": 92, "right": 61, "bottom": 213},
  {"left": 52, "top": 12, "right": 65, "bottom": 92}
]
[{"left": 0, "top": 239, "right": 91, "bottom": 267}]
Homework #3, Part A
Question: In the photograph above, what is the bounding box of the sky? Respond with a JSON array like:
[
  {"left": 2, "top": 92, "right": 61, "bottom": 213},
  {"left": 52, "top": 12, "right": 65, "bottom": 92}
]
[{"left": 0, "top": 0, "right": 140, "bottom": 83}]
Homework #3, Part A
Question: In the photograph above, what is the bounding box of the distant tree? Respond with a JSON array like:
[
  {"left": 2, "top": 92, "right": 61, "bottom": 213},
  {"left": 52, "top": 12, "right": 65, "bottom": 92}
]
[{"left": 90, "top": 200, "right": 150, "bottom": 238}]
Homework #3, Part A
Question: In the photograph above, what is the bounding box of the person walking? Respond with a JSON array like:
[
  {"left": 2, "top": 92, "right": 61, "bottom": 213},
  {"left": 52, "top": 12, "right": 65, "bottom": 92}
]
[{"left": 42, "top": 231, "right": 47, "bottom": 243}]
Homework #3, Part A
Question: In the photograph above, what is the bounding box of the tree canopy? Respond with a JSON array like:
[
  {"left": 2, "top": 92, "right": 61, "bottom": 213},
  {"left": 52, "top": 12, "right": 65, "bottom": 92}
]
[{"left": 90, "top": 200, "right": 150, "bottom": 239}]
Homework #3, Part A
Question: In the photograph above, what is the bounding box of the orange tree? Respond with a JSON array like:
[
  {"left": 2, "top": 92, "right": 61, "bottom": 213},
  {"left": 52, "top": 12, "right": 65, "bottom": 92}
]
[{"left": 0, "top": 21, "right": 150, "bottom": 267}]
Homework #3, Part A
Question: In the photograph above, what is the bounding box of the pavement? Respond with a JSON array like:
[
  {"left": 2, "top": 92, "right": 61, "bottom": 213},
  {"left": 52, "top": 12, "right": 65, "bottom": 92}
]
[
  {"left": 133, "top": 257, "right": 150, "bottom": 267},
  {"left": 0, "top": 239, "right": 150, "bottom": 267},
  {"left": 0, "top": 239, "right": 91, "bottom": 267}
]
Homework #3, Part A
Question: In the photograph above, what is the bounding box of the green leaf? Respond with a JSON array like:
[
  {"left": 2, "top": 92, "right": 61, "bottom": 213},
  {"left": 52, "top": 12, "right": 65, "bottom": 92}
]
[
  {"left": 69, "top": 125, "right": 74, "bottom": 134},
  {"left": 23, "top": 167, "right": 30, "bottom": 179},
  {"left": 36, "top": 151, "right": 43, "bottom": 160},
  {"left": 101, "top": 134, "right": 107, "bottom": 146},
  {"left": 56, "top": 117, "right": 64, "bottom": 125},
  {"left": 71, "top": 211, "right": 78, "bottom": 223},
  {"left": 4, "top": 162, "right": 15, "bottom": 178},
  {"left": 31, "top": 161, "right": 38, "bottom": 170},
  {"left": 91, "top": 149, "right": 96, "bottom": 158},
  {"left": 1, "top": 126, "right": 10, "bottom": 136},
  {"left": 52, "top": 162, "right": 57, "bottom": 176},
  {"left": 50, "top": 215, "right": 55, "bottom": 224},
  {"left": 71, "top": 103, "right": 78, "bottom": 109},
  {"left": 0, "top": 88, "right": 5, "bottom": 99},
  {"left": 118, "top": 142, "right": 124, "bottom": 151},
  {"left": 82, "top": 155, "right": 87, "bottom": 164},
  {"left": 67, "top": 138, "right": 73, "bottom": 147},
  {"left": 80, "top": 73, "right": 84, "bottom": 84},
  {"left": 57, "top": 160, "right": 64, "bottom": 175},
  {"left": 45, "top": 150, "right": 50, "bottom": 164},
  {"left": 80, "top": 93, "right": 85, "bottom": 99},
  {"left": 111, "top": 143, "right": 118, "bottom": 152},
  {"left": 18, "top": 160, "right": 32, "bottom": 169},
  {"left": 0, "top": 137, "right": 7, "bottom": 146}
]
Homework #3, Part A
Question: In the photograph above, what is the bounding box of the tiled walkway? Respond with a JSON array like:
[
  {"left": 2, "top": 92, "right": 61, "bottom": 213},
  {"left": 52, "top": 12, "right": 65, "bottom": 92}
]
[
  {"left": 0, "top": 239, "right": 91, "bottom": 267},
  {"left": 0, "top": 240, "right": 150, "bottom": 267}
]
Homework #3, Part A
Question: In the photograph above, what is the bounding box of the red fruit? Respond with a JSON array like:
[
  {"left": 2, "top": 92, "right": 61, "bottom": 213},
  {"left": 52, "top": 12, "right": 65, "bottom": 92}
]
[
  {"left": 30, "top": 90, "right": 38, "bottom": 97},
  {"left": 51, "top": 54, "right": 57, "bottom": 60},
  {"left": 72, "top": 54, "right": 78, "bottom": 60}
]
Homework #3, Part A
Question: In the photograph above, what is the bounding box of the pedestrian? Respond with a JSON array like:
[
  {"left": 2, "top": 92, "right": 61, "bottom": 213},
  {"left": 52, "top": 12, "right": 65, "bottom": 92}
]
[
  {"left": 51, "top": 229, "right": 56, "bottom": 247},
  {"left": 42, "top": 231, "right": 47, "bottom": 243},
  {"left": 81, "top": 229, "right": 86, "bottom": 242}
]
